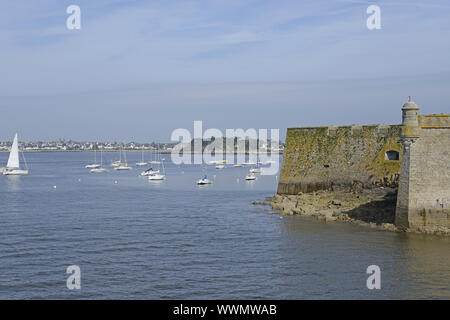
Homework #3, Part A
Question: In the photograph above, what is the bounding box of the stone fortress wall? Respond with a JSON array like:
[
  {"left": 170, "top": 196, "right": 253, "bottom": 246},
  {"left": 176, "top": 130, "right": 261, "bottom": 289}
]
[
  {"left": 277, "top": 97, "right": 449, "bottom": 233},
  {"left": 277, "top": 124, "right": 402, "bottom": 194}
]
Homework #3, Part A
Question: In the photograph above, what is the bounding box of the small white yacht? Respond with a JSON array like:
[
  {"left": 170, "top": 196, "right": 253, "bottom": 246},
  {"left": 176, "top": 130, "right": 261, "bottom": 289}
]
[
  {"left": 148, "top": 173, "right": 165, "bottom": 180},
  {"left": 249, "top": 164, "right": 261, "bottom": 173},
  {"left": 85, "top": 163, "right": 100, "bottom": 169},
  {"left": 245, "top": 173, "right": 256, "bottom": 180},
  {"left": 215, "top": 164, "right": 225, "bottom": 169},
  {"left": 111, "top": 160, "right": 122, "bottom": 167},
  {"left": 3, "top": 133, "right": 29, "bottom": 175},
  {"left": 136, "top": 149, "right": 148, "bottom": 166},
  {"left": 115, "top": 164, "right": 132, "bottom": 171},
  {"left": 114, "top": 149, "right": 132, "bottom": 170},
  {"left": 90, "top": 150, "right": 108, "bottom": 173},
  {"left": 148, "top": 159, "right": 165, "bottom": 180},
  {"left": 140, "top": 168, "right": 160, "bottom": 176},
  {"left": 111, "top": 148, "right": 127, "bottom": 167},
  {"left": 197, "top": 175, "right": 212, "bottom": 185},
  {"left": 149, "top": 147, "right": 161, "bottom": 164},
  {"left": 85, "top": 147, "right": 100, "bottom": 169}
]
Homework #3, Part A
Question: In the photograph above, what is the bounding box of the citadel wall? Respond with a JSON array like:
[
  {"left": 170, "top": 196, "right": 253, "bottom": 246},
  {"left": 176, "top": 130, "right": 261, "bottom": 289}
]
[{"left": 277, "top": 124, "right": 402, "bottom": 195}]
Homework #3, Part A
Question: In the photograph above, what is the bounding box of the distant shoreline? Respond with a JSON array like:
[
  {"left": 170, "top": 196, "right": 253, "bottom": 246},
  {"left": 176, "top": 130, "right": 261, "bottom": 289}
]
[{"left": 0, "top": 150, "right": 283, "bottom": 154}]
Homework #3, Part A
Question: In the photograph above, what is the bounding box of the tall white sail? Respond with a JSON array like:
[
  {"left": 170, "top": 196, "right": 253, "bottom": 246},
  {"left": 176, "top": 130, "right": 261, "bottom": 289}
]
[{"left": 6, "top": 133, "right": 20, "bottom": 169}]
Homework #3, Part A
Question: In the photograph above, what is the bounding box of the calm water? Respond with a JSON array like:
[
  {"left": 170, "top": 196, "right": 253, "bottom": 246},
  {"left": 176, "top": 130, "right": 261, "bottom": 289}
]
[{"left": 0, "top": 152, "right": 449, "bottom": 299}]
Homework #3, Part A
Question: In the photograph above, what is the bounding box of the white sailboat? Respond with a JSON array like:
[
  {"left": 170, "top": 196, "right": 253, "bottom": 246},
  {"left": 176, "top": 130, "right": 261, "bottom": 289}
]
[
  {"left": 114, "top": 148, "right": 132, "bottom": 170},
  {"left": 85, "top": 145, "right": 100, "bottom": 168},
  {"left": 149, "top": 146, "right": 161, "bottom": 164},
  {"left": 249, "top": 153, "right": 261, "bottom": 173},
  {"left": 136, "top": 148, "right": 147, "bottom": 166},
  {"left": 148, "top": 159, "right": 165, "bottom": 180},
  {"left": 111, "top": 148, "right": 124, "bottom": 167},
  {"left": 3, "top": 133, "right": 29, "bottom": 175},
  {"left": 90, "top": 149, "right": 108, "bottom": 173}
]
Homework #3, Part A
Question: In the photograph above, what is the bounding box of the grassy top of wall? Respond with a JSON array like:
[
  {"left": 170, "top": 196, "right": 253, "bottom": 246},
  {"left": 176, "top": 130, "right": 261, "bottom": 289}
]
[
  {"left": 278, "top": 124, "right": 402, "bottom": 194},
  {"left": 420, "top": 114, "right": 450, "bottom": 128}
]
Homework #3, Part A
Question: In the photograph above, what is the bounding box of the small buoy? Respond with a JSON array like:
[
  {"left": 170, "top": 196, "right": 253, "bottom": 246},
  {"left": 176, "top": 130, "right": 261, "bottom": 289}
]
[
  {"left": 280, "top": 216, "right": 283, "bottom": 219},
  {"left": 78, "top": 178, "right": 81, "bottom": 182},
  {"left": 53, "top": 185, "right": 57, "bottom": 189},
  {"left": 114, "top": 180, "right": 118, "bottom": 184}
]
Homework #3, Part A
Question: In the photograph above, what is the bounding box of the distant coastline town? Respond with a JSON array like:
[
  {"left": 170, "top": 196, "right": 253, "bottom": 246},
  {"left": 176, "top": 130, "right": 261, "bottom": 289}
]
[{"left": 0, "top": 138, "right": 284, "bottom": 153}]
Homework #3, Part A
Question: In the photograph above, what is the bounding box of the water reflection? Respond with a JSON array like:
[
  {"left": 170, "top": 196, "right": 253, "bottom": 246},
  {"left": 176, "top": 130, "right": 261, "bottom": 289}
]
[
  {"left": 278, "top": 215, "right": 450, "bottom": 299},
  {"left": 5, "top": 175, "right": 22, "bottom": 191},
  {"left": 399, "top": 233, "right": 450, "bottom": 299}
]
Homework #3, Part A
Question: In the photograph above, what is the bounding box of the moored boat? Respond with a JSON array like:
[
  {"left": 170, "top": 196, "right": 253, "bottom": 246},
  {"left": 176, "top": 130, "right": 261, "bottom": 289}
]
[{"left": 3, "top": 133, "right": 29, "bottom": 175}]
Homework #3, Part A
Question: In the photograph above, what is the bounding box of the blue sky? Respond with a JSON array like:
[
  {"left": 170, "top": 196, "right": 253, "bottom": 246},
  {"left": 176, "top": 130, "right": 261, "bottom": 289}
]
[{"left": 1, "top": 0, "right": 450, "bottom": 141}]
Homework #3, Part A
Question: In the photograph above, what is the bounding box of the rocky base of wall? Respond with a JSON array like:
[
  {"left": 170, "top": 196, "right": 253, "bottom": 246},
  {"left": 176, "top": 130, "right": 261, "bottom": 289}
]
[{"left": 254, "top": 188, "right": 450, "bottom": 235}]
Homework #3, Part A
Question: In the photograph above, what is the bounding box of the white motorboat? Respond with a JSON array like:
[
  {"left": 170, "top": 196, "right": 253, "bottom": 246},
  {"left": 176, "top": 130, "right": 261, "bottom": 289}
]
[
  {"left": 197, "top": 176, "right": 212, "bottom": 185},
  {"left": 215, "top": 164, "right": 225, "bottom": 169},
  {"left": 3, "top": 133, "right": 29, "bottom": 175},
  {"left": 245, "top": 173, "right": 256, "bottom": 180}
]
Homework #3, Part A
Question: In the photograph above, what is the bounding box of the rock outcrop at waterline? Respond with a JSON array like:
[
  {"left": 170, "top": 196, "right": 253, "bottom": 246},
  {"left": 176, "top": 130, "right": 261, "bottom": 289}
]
[
  {"left": 255, "top": 188, "right": 450, "bottom": 235},
  {"left": 257, "top": 188, "right": 398, "bottom": 232}
]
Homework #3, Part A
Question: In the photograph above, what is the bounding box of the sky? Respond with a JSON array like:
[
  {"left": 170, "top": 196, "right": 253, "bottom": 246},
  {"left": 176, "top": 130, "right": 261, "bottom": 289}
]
[{"left": 1, "top": 0, "right": 450, "bottom": 142}]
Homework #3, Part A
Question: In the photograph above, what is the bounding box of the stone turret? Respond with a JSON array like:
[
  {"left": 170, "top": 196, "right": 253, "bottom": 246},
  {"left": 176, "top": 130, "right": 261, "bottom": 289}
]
[
  {"left": 401, "top": 96, "right": 420, "bottom": 138},
  {"left": 395, "top": 97, "right": 450, "bottom": 233}
]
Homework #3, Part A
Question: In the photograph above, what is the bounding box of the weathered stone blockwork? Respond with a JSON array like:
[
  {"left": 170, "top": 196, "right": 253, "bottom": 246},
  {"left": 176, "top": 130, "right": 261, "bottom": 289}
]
[
  {"left": 277, "top": 97, "right": 449, "bottom": 233},
  {"left": 277, "top": 124, "right": 402, "bottom": 194},
  {"left": 395, "top": 112, "right": 450, "bottom": 232}
]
